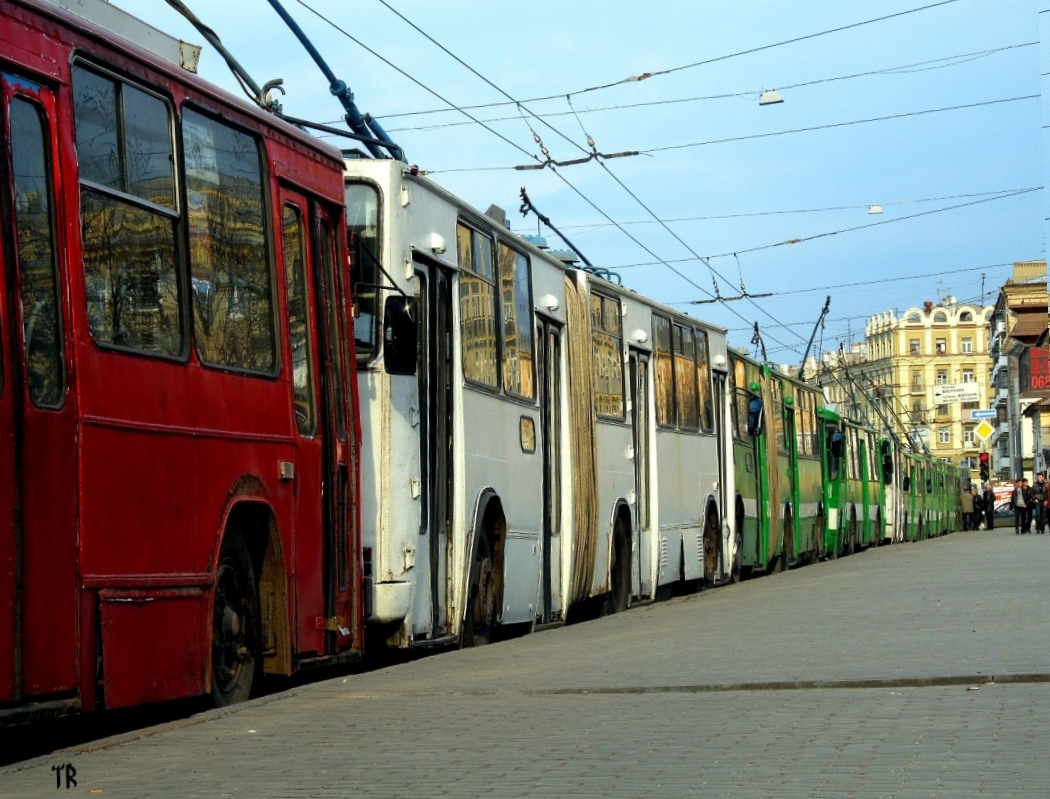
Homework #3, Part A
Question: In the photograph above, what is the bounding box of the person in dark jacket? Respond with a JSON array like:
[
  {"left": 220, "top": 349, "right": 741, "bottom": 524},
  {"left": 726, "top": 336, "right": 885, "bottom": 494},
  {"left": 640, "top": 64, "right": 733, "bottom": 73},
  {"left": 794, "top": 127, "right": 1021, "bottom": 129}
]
[
  {"left": 1012, "top": 478, "right": 1030, "bottom": 534},
  {"left": 983, "top": 483, "right": 995, "bottom": 531},
  {"left": 1031, "top": 473, "right": 1047, "bottom": 534}
]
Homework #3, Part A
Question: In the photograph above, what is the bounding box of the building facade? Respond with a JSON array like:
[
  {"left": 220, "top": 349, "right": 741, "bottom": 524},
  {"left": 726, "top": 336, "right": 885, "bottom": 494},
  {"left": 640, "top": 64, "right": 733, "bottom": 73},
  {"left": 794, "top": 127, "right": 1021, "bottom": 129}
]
[
  {"left": 988, "top": 261, "right": 1049, "bottom": 480},
  {"left": 819, "top": 299, "right": 995, "bottom": 481}
]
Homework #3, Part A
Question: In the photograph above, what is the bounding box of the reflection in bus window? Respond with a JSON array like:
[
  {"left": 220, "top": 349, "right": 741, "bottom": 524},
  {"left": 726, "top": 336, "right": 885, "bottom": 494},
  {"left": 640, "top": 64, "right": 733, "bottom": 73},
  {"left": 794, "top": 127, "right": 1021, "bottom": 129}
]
[
  {"left": 345, "top": 182, "right": 379, "bottom": 365},
  {"left": 184, "top": 108, "right": 275, "bottom": 373},
  {"left": 458, "top": 222, "right": 498, "bottom": 388},
  {"left": 73, "top": 65, "right": 181, "bottom": 356},
  {"left": 695, "top": 328, "right": 712, "bottom": 432},
  {"left": 282, "top": 205, "right": 315, "bottom": 435},
  {"left": 11, "top": 97, "right": 63, "bottom": 407},
  {"left": 497, "top": 243, "right": 534, "bottom": 399},
  {"left": 591, "top": 292, "right": 624, "bottom": 419},
  {"left": 674, "top": 324, "right": 699, "bottom": 430},
  {"left": 654, "top": 315, "right": 674, "bottom": 426}
]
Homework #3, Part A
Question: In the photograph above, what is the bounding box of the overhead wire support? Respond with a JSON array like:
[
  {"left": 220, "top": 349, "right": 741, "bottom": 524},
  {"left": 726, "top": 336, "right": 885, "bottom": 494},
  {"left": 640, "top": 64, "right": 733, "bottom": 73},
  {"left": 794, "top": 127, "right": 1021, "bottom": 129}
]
[{"left": 266, "top": 0, "right": 404, "bottom": 160}]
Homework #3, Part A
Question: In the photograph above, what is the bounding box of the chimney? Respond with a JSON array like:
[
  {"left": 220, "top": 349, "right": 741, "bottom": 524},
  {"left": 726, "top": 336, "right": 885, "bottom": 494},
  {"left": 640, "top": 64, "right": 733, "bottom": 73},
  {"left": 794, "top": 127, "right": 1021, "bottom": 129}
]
[{"left": 924, "top": 301, "right": 933, "bottom": 314}]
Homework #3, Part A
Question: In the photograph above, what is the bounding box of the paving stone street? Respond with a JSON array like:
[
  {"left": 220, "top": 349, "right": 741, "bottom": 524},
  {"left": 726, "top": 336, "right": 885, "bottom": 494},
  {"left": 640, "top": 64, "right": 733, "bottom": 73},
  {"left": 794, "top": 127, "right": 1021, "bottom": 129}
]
[{"left": 2, "top": 529, "right": 1047, "bottom": 798}]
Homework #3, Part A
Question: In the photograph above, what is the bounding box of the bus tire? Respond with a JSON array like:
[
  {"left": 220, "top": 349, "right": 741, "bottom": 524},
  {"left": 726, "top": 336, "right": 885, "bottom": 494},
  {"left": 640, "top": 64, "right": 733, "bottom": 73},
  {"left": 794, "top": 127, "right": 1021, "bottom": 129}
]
[
  {"left": 211, "top": 533, "right": 259, "bottom": 707},
  {"left": 608, "top": 517, "right": 631, "bottom": 614},
  {"left": 463, "top": 529, "right": 498, "bottom": 647}
]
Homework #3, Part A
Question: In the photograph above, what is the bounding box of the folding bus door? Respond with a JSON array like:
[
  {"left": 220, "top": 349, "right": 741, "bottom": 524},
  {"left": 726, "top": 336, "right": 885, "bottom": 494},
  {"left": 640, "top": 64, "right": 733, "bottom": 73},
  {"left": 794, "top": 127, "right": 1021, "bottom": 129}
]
[
  {"left": 0, "top": 74, "right": 78, "bottom": 702},
  {"left": 539, "top": 318, "right": 563, "bottom": 621},
  {"left": 629, "top": 350, "right": 652, "bottom": 599},
  {"left": 280, "top": 188, "right": 357, "bottom": 659},
  {"left": 415, "top": 256, "right": 454, "bottom": 639}
]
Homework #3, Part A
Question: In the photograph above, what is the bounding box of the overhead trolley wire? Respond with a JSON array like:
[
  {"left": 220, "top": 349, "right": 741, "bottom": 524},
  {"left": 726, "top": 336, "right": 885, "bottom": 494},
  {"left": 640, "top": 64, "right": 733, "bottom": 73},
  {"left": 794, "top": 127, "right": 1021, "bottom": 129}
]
[
  {"left": 423, "top": 95, "right": 1041, "bottom": 174},
  {"left": 540, "top": 187, "right": 1036, "bottom": 233},
  {"left": 377, "top": 42, "right": 1036, "bottom": 132},
  {"left": 368, "top": 0, "right": 966, "bottom": 122},
  {"left": 643, "top": 95, "right": 1039, "bottom": 154}
]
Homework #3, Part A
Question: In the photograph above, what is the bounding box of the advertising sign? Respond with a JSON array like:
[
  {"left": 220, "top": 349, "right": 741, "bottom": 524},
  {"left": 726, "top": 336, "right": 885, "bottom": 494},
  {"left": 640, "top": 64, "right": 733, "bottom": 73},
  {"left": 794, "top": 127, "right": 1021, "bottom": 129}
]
[{"left": 932, "top": 382, "right": 981, "bottom": 405}]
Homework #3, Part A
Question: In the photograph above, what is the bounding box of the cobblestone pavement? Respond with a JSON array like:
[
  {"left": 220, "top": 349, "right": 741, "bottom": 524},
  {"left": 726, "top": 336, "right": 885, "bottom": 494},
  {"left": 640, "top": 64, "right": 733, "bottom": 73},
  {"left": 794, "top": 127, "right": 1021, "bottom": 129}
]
[{"left": 2, "top": 530, "right": 1047, "bottom": 798}]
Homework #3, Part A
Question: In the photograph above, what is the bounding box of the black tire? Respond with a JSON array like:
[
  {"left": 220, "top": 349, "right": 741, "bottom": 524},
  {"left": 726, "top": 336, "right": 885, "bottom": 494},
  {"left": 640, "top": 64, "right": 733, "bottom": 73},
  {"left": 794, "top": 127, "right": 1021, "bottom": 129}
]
[
  {"left": 605, "top": 519, "right": 631, "bottom": 614},
  {"left": 211, "top": 534, "right": 259, "bottom": 707},
  {"left": 462, "top": 531, "right": 497, "bottom": 647}
]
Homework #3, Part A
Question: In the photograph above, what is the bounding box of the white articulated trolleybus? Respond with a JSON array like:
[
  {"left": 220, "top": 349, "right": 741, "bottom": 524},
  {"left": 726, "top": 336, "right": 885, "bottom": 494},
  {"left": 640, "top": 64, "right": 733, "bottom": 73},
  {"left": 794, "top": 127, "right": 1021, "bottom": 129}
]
[{"left": 344, "top": 158, "right": 734, "bottom": 647}]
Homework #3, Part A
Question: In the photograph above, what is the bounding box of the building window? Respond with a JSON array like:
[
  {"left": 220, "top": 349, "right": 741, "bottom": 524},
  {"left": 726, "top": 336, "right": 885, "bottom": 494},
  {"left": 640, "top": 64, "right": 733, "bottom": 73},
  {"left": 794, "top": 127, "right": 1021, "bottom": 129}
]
[
  {"left": 962, "top": 368, "right": 975, "bottom": 383},
  {"left": 935, "top": 338, "right": 947, "bottom": 354},
  {"left": 962, "top": 337, "right": 973, "bottom": 353},
  {"left": 964, "top": 427, "right": 976, "bottom": 447},
  {"left": 911, "top": 370, "right": 922, "bottom": 389},
  {"left": 963, "top": 400, "right": 979, "bottom": 410},
  {"left": 936, "top": 369, "right": 948, "bottom": 385},
  {"left": 938, "top": 427, "right": 951, "bottom": 445},
  {"left": 936, "top": 404, "right": 948, "bottom": 417},
  {"left": 960, "top": 311, "right": 973, "bottom": 322},
  {"left": 910, "top": 339, "right": 920, "bottom": 354}
]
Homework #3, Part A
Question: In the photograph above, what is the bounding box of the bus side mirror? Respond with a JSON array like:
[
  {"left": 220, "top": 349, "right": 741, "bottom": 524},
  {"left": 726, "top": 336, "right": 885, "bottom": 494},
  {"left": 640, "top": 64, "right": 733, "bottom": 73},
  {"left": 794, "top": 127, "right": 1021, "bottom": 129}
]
[
  {"left": 902, "top": 476, "right": 912, "bottom": 492},
  {"left": 383, "top": 295, "right": 418, "bottom": 375},
  {"left": 746, "top": 398, "right": 764, "bottom": 436}
]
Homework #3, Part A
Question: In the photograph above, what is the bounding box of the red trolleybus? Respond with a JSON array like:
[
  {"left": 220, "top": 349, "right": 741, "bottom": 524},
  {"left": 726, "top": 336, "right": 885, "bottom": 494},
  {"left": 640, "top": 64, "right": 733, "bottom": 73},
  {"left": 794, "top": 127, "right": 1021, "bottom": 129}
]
[{"left": 0, "top": 0, "right": 362, "bottom": 723}]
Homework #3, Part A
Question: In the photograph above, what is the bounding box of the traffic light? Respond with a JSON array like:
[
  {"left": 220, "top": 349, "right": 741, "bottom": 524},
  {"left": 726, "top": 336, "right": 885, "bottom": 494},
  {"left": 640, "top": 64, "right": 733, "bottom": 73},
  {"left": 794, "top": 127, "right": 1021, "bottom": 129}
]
[{"left": 979, "top": 452, "right": 990, "bottom": 482}]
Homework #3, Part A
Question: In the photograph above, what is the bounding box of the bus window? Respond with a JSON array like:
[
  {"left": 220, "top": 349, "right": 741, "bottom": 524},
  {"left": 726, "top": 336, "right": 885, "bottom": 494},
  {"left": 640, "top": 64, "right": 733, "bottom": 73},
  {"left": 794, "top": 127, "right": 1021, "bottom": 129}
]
[
  {"left": 281, "top": 204, "right": 316, "bottom": 435},
  {"left": 496, "top": 243, "right": 534, "bottom": 399},
  {"left": 674, "top": 324, "right": 698, "bottom": 430},
  {"left": 695, "top": 328, "right": 713, "bottom": 432},
  {"left": 653, "top": 314, "right": 674, "bottom": 426},
  {"left": 591, "top": 292, "right": 624, "bottom": 419},
  {"left": 345, "top": 182, "right": 380, "bottom": 365},
  {"left": 10, "top": 97, "right": 64, "bottom": 407},
  {"left": 457, "top": 222, "right": 498, "bottom": 388},
  {"left": 184, "top": 108, "right": 275, "bottom": 373},
  {"left": 73, "top": 65, "right": 181, "bottom": 357}
]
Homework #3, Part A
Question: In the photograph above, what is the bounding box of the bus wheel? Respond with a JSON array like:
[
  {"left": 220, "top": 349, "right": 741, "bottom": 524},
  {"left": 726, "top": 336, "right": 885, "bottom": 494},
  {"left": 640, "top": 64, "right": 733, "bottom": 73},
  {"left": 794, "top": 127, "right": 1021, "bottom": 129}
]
[
  {"left": 463, "top": 532, "right": 497, "bottom": 647},
  {"left": 211, "top": 534, "right": 259, "bottom": 707}
]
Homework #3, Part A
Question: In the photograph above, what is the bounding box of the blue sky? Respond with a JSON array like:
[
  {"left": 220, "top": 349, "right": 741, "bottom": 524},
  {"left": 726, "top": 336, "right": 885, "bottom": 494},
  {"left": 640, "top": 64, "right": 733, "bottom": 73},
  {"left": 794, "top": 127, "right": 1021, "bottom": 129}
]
[{"left": 110, "top": 0, "right": 1043, "bottom": 364}]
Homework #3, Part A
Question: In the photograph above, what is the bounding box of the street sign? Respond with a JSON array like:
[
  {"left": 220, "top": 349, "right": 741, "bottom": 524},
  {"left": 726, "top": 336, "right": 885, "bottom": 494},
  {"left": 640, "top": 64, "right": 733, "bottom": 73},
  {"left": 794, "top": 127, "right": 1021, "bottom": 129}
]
[
  {"left": 969, "top": 409, "right": 996, "bottom": 419},
  {"left": 975, "top": 421, "right": 996, "bottom": 441},
  {"left": 933, "top": 383, "right": 981, "bottom": 405}
]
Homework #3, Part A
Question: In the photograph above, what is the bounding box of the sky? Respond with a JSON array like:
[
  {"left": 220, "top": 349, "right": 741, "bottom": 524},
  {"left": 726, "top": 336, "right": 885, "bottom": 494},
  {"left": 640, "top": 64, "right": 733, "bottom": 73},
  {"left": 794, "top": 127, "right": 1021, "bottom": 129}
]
[{"left": 106, "top": 0, "right": 1045, "bottom": 366}]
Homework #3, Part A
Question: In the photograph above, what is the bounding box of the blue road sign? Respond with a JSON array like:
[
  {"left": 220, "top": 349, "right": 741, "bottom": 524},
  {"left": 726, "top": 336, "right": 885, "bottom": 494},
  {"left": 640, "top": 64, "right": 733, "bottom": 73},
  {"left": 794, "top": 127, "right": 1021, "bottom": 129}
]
[{"left": 970, "top": 409, "right": 996, "bottom": 419}]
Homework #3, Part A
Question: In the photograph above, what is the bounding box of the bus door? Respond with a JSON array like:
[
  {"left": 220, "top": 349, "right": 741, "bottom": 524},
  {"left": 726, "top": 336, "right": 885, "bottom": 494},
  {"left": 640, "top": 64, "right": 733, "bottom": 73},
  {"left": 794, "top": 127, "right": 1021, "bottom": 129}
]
[
  {"left": 280, "top": 189, "right": 357, "bottom": 658},
  {"left": 710, "top": 370, "right": 728, "bottom": 580},
  {"left": 0, "top": 75, "right": 78, "bottom": 701},
  {"left": 415, "top": 257, "right": 453, "bottom": 638},
  {"left": 783, "top": 403, "right": 798, "bottom": 564},
  {"left": 628, "top": 350, "right": 652, "bottom": 598},
  {"left": 539, "top": 318, "right": 563, "bottom": 621}
]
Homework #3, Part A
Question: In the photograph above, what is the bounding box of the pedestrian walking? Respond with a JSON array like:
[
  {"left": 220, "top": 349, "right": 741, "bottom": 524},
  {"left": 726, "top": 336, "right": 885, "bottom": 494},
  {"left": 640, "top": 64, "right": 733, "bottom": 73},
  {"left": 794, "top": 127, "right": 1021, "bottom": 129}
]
[
  {"left": 1012, "top": 478, "right": 1029, "bottom": 534},
  {"left": 971, "top": 487, "right": 984, "bottom": 530},
  {"left": 1031, "top": 473, "right": 1047, "bottom": 534},
  {"left": 960, "top": 486, "right": 975, "bottom": 531},
  {"left": 983, "top": 483, "right": 996, "bottom": 531}
]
